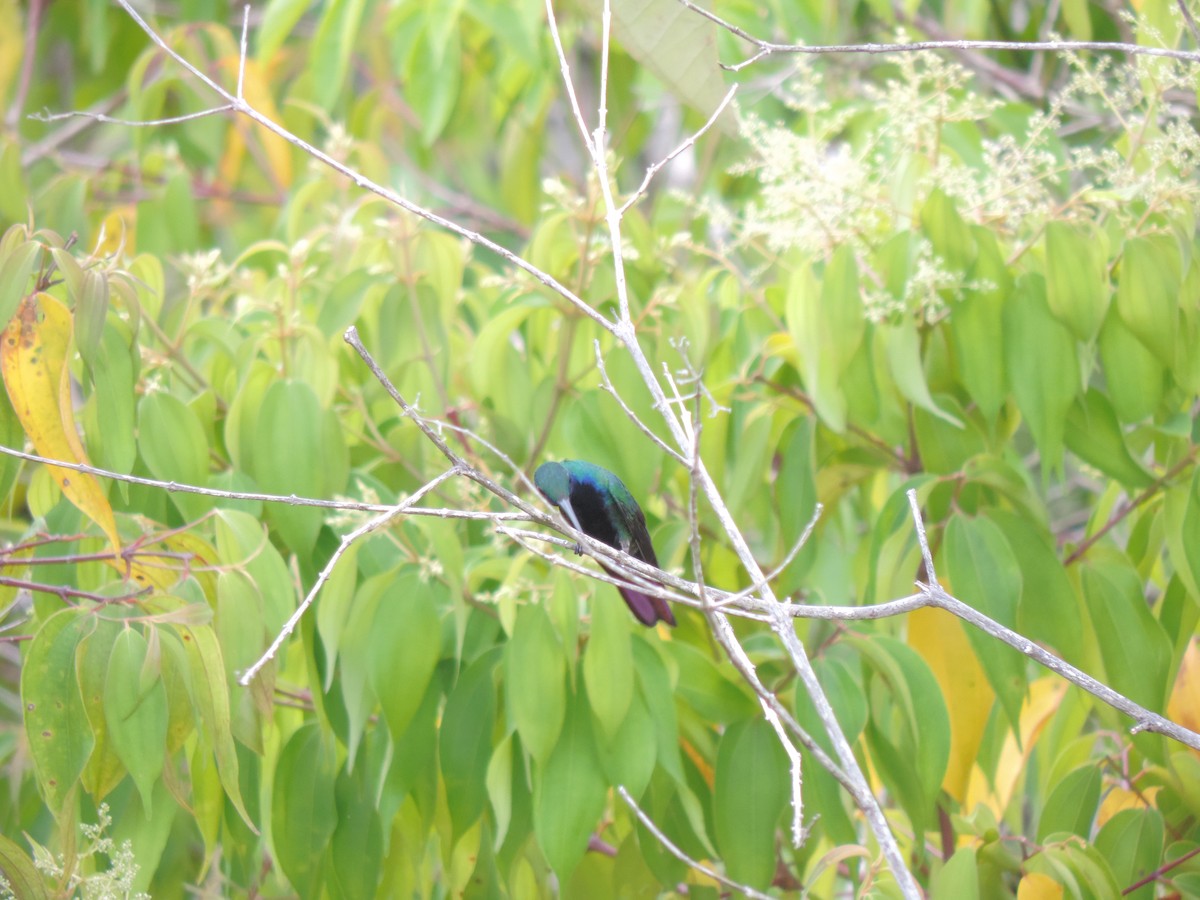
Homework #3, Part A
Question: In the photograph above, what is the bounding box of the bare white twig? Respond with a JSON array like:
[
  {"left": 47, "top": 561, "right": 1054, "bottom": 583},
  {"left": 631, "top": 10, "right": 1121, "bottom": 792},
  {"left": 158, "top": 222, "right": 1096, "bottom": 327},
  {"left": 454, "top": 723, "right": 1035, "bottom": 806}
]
[
  {"left": 238, "top": 466, "right": 461, "bottom": 684},
  {"left": 617, "top": 786, "right": 774, "bottom": 900},
  {"left": 618, "top": 84, "right": 739, "bottom": 216},
  {"left": 594, "top": 341, "right": 688, "bottom": 465},
  {"left": 903, "top": 490, "right": 1200, "bottom": 752},
  {"left": 673, "top": 0, "right": 1200, "bottom": 71}
]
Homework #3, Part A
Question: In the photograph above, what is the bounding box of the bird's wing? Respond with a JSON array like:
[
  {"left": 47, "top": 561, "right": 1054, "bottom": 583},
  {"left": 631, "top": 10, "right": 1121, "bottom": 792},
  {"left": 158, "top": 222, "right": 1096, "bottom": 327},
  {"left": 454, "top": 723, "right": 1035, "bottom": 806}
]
[{"left": 611, "top": 495, "right": 658, "bottom": 568}]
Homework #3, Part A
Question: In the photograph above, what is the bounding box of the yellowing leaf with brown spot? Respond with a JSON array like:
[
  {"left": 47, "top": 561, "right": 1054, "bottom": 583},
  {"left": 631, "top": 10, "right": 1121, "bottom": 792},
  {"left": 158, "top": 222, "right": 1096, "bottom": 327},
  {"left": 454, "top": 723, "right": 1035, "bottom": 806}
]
[
  {"left": 2, "top": 293, "right": 121, "bottom": 550},
  {"left": 909, "top": 605, "right": 993, "bottom": 802},
  {"left": 965, "top": 677, "right": 1067, "bottom": 817}
]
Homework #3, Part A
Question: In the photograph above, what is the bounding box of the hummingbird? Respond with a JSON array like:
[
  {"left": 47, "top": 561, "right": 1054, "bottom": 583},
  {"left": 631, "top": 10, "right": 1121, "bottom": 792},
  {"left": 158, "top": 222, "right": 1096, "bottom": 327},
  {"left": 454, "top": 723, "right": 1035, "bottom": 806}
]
[{"left": 534, "top": 460, "right": 676, "bottom": 627}]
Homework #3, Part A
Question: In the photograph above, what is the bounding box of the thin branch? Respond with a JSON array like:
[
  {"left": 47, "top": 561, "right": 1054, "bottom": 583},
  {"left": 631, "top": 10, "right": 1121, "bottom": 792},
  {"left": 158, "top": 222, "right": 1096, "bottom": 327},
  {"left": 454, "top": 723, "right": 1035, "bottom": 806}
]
[
  {"left": 904, "top": 490, "right": 1200, "bottom": 752},
  {"left": 673, "top": 0, "right": 1200, "bottom": 71},
  {"left": 617, "top": 787, "right": 774, "bottom": 900},
  {"left": 594, "top": 341, "right": 688, "bottom": 465},
  {"left": 0, "top": 444, "right": 527, "bottom": 519},
  {"left": 239, "top": 466, "right": 461, "bottom": 685},
  {"left": 616, "top": 84, "right": 739, "bottom": 216}
]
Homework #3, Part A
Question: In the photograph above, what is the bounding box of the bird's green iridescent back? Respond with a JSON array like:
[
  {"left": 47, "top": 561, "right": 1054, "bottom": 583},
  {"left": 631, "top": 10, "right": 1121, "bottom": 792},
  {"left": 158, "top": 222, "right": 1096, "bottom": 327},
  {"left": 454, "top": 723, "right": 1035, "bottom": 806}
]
[{"left": 556, "top": 460, "right": 654, "bottom": 561}]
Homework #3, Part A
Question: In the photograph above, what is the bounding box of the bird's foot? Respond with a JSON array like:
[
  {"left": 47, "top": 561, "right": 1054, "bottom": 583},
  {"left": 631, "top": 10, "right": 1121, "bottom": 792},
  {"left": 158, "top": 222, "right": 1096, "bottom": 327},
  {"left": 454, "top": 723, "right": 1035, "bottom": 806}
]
[{"left": 572, "top": 542, "right": 584, "bottom": 555}]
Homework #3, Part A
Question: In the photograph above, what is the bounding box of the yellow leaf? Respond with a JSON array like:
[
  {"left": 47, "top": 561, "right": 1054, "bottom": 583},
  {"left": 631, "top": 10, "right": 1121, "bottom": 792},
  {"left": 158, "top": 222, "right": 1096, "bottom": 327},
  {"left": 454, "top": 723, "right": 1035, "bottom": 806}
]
[
  {"left": 965, "top": 677, "right": 1067, "bottom": 817},
  {"left": 909, "top": 605, "right": 993, "bottom": 802},
  {"left": 217, "top": 56, "right": 293, "bottom": 200},
  {"left": 0, "top": 0, "right": 22, "bottom": 106},
  {"left": 1097, "top": 783, "right": 1160, "bottom": 825},
  {"left": 92, "top": 207, "right": 136, "bottom": 258},
  {"left": 1017, "top": 871, "right": 1064, "bottom": 900},
  {"left": 1, "top": 293, "right": 121, "bottom": 550},
  {"left": 1168, "top": 638, "right": 1200, "bottom": 741}
]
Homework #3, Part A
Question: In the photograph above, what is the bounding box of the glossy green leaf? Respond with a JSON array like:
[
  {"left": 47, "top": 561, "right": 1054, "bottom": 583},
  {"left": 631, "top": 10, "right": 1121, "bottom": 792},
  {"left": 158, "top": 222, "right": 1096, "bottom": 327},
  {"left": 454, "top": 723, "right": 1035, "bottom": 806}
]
[
  {"left": 86, "top": 322, "right": 138, "bottom": 476},
  {"left": 943, "top": 515, "right": 1028, "bottom": 729},
  {"left": 1117, "top": 233, "right": 1181, "bottom": 363},
  {"left": 1043, "top": 221, "right": 1109, "bottom": 341},
  {"left": 1037, "top": 764, "right": 1101, "bottom": 841},
  {"left": 104, "top": 627, "right": 168, "bottom": 816},
  {"left": 921, "top": 189, "right": 976, "bottom": 271},
  {"left": 1064, "top": 390, "right": 1153, "bottom": 488},
  {"left": 328, "top": 755, "right": 383, "bottom": 900},
  {"left": 252, "top": 379, "right": 328, "bottom": 555},
  {"left": 534, "top": 692, "right": 607, "bottom": 883},
  {"left": 74, "top": 269, "right": 109, "bottom": 369},
  {"left": 583, "top": 578, "right": 635, "bottom": 740},
  {"left": 175, "top": 624, "right": 254, "bottom": 830},
  {"left": 854, "top": 634, "right": 950, "bottom": 839},
  {"left": 273, "top": 723, "right": 337, "bottom": 899},
  {"left": 882, "top": 318, "right": 962, "bottom": 427},
  {"left": 632, "top": 639, "right": 683, "bottom": 782},
  {"left": 713, "top": 719, "right": 789, "bottom": 890},
  {"left": 0, "top": 832, "right": 50, "bottom": 900},
  {"left": 932, "top": 847, "right": 979, "bottom": 900},
  {"left": 1003, "top": 274, "right": 1079, "bottom": 476},
  {"left": 950, "top": 228, "right": 1009, "bottom": 422},
  {"left": 1098, "top": 305, "right": 1163, "bottom": 423},
  {"left": 1080, "top": 557, "right": 1172, "bottom": 717},
  {"left": 76, "top": 615, "right": 125, "bottom": 800},
  {"left": 440, "top": 649, "right": 499, "bottom": 839},
  {"left": 137, "top": 391, "right": 210, "bottom": 521},
  {"left": 505, "top": 602, "right": 566, "bottom": 764},
  {"left": 661, "top": 641, "right": 755, "bottom": 724},
  {"left": 21, "top": 608, "right": 94, "bottom": 816},
  {"left": 596, "top": 688, "right": 656, "bottom": 800},
  {"left": 368, "top": 570, "right": 443, "bottom": 743},
  {"left": 1095, "top": 808, "right": 1163, "bottom": 900}
]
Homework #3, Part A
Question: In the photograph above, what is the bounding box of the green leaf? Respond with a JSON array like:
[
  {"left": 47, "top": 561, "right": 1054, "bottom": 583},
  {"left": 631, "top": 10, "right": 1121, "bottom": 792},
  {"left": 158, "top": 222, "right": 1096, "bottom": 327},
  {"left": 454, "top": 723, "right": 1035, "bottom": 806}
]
[
  {"left": 252, "top": 379, "right": 328, "bottom": 555},
  {"left": 1003, "top": 274, "right": 1079, "bottom": 476},
  {"left": 596, "top": 688, "right": 656, "bottom": 799},
  {"left": 273, "top": 723, "right": 338, "bottom": 899},
  {"left": 1098, "top": 305, "right": 1163, "bottom": 423},
  {"left": 74, "top": 269, "right": 109, "bottom": 370},
  {"left": 921, "top": 189, "right": 977, "bottom": 271},
  {"left": 1043, "top": 221, "right": 1109, "bottom": 342},
  {"left": 787, "top": 249, "right": 863, "bottom": 432},
  {"left": 104, "top": 627, "right": 168, "bottom": 816},
  {"left": 76, "top": 615, "right": 126, "bottom": 800},
  {"left": 505, "top": 603, "right": 566, "bottom": 764},
  {"left": 1094, "top": 808, "right": 1163, "bottom": 900},
  {"left": 1037, "top": 764, "right": 1101, "bottom": 842},
  {"left": 853, "top": 634, "right": 950, "bottom": 839},
  {"left": 368, "top": 571, "right": 443, "bottom": 743},
  {"left": 950, "top": 228, "right": 1009, "bottom": 422},
  {"left": 309, "top": 0, "right": 368, "bottom": 108},
  {"left": 1064, "top": 390, "right": 1153, "bottom": 488},
  {"left": 633, "top": 638, "right": 683, "bottom": 781},
  {"left": 584, "top": 576, "right": 636, "bottom": 740},
  {"left": 0, "top": 832, "right": 50, "bottom": 900},
  {"left": 1117, "top": 234, "right": 1181, "bottom": 363},
  {"left": 1080, "top": 556, "right": 1172, "bottom": 717},
  {"left": 713, "top": 719, "right": 789, "bottom": 891},
  {"left": 990, "top": 510, "right": 1086, "bottom": 666},
  {"left": 86, "top": 322, "right": 138, "bottom": 476},
  {"left": 21, "top": 608, "right": 94, "bottom": 816},
  {"left": 882, "top": 318, "right": 962, "bottom": 427},
  {"left": 932, "top": 847, "right": 980, "bottom": 900},
  {"left": 328, "top": 755, "right": 384, "bottom": 900},
  {"left": 943, "top": 515, "right": 1027, "bottom": 731},
  {"left": 661, "top": 641, "right": 755, "bottom": 724},
  {"left": 534, "top": 692, "right": 608, "bottom": 883},
  {"left": 137, "top": 391, "right": 210, "bottom": 521},
  {"left": 175, "top": 624, "right": 255, "bottom": 830},
  {"left": 0, "top": 240, "right": 41, "bottom": 326},
  {"left": 440, "top": 649, "right": 499, "bottom": 839}
]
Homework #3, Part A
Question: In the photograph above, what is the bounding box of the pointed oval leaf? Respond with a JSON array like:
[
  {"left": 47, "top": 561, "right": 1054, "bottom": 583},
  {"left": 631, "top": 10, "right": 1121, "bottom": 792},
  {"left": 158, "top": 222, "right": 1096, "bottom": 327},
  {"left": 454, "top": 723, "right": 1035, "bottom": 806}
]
[
  {"left": 943, "top": 515, "right": 1027, "bottom": 731},
  {"left": 368, "top": 570, "right": 443, "bottom": 742},
  {"left": 273, "top": 723, "right": 338, "bottom": 899},
  {"left": 504, "top": 602, "right": 566, "bottom": 764},
  {"left": 252, "top": 379, "right": 326, "bottom": 554},
  {"left": 21, "top": 608, "right": 94, "bottom": 815},
  {"left": 583, "top": 586, "right": 634, "bottom": 740},
  {"left": 1043, "top": 221, "right": 1109, "bottom": 342},
  {"left": 713, "top": 719, "right": 789, "bottom": 890},
  {"left": 1117, "top": 234, "right": 1181, "bottom": 363},
  {"left": 440, "top": 649, "right": 499, "bottom": 839},
  {"left": 104, "top": 627, "right": 168, "bottom": 815}
]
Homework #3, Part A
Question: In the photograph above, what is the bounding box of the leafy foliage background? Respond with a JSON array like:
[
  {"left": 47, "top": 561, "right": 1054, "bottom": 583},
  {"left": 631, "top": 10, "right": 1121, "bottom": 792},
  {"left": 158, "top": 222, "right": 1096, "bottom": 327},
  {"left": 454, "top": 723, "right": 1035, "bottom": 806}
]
[{"left": 1, "top": 0, "right": 1200, "bottom": 897}]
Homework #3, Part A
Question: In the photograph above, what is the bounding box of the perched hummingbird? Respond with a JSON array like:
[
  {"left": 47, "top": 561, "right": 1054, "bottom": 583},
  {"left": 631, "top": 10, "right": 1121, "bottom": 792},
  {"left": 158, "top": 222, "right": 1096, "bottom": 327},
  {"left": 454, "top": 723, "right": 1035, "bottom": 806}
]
[{"left": 534, "top": 460, "right": 676, "bottom": 627}]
